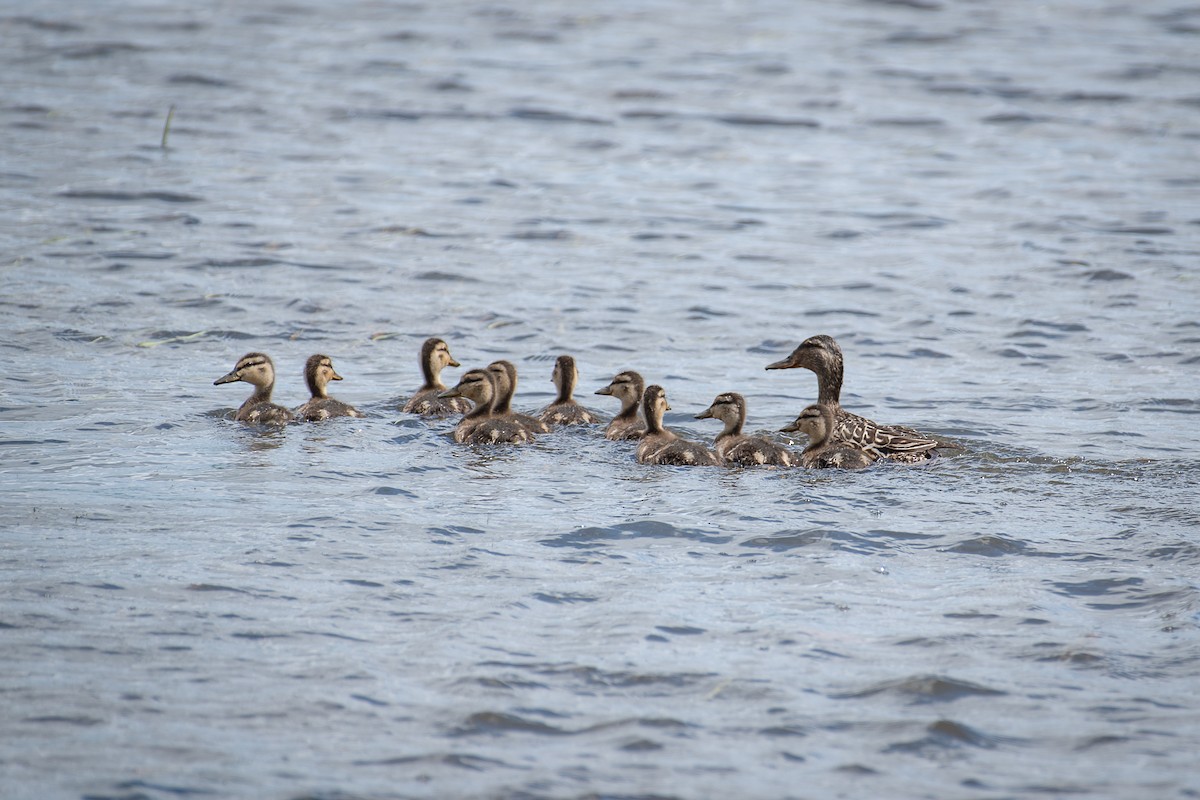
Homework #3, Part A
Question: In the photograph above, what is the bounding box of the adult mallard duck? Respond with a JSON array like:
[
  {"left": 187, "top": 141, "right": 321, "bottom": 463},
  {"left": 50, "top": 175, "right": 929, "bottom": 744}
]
[
  {"left": 766, "top": 334, "right": 939, "bottom": 463},
  {"left": 402, "top": 337, "right": 470, "bottom": 416},
  {"left": 539, "top": 355, "right": 602, "bottom": 426},
  {"left": 486, "top": 360, "right": 552, "bottom": 434},
  {"left": 213, "top": 352, "right": 294, "bottom": 425},
  {"left": 439, "top": 369, "right": 534, "bottom": 445},
  {"left": 696, "top": 392, "right": 797, "bottom": 467},
  {"left": 781, "top": 403, "right": 882, "bottom": 469},
  {"left": 294, "top": 354, "right": 364, "bottom": 421},
  {"left": 594, "top": 370, "right": 647, "bottom": 441},
  {"left": 636, "top": 385, "right": 719, "bottom": 466}
]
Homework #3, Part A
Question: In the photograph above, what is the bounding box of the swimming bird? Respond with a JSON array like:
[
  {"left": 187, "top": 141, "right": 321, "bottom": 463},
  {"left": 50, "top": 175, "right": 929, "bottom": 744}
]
[
  {"left": 440, "top": 369, "right": 534, "bottom": 445},
  {"left": 294, "top": 354, "right": 364, "bottom": 421},
  {"left": 486, "top": 360, "right": 552, "bottom": 434},
  {"left": 539, "top": 355, "right": 602, "bottom": 426},
  {"left": 402, "top": 337, "right": 470, "bottom": 416},
  {"left": 594, "top": 370, "right": 647, "bottom": 440},
  {"left": 213, "top": 352, "right": 294, "bottom": 425},
  {"left": 695, "top": 392, "right": 797, "bottom": 467},
  {"left": 636, "top": 385, "right": 719, "bottom": 466},
  {"left": 781, "top": 403, "right": 879, "bottom": 469},
  {"left": 766, "top": 334, "right": 939, "bottom": 462}
]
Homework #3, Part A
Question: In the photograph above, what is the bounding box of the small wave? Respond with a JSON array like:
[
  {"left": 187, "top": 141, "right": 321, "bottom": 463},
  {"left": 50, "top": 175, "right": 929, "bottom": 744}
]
[
  {"left": 57, "top": 189, "right": 202, "bottom": 203},
  {"left": 831, "top": 674, "right": 1006, "bottom": 704},
  {"left": 1141, "top": 398, "right": 1200, "bottom": 414},
  {"left": 412, "top": 270, "right": 481, "bottom": 282},
  {"left": 351, "top": 751, "right": 512, "bottom": 771},
  {"left": 59, "top": 42, "right": 150, "bottom": 59},
  {"left": 532, "top": 592, "right": 598, "bottom": 605},
  {"left": 542, "top": 520, "right": 732, "bottom": 549},
  {"left": 942, "top": 535, "right": 1031, "bottom": 557},
  {"left": 167, "top": 73, "right": 234, "bottom": 87},
  {"left": 22, "top": 714, "right": 104, "bottom": 726},
  {"left": 866, "top": 116, "right": 946, "bottom": 127},
  {"left": 449, "top": 711, "right": 571, "bottom": 737},
  {"left": 884, "top": 718, "right": 1026, "bottom": 753},
  {"left": 508, "top": 107, "right": 611, "bottom": 125},
  {"left": 883, "top": 29, "right": 965, "bottom": 44},
  {"left": 371, "top": 485, "right": 416, "bottom": 497},
  {"left": 711, "top": 114, "right": 819, "bottom": 127}
]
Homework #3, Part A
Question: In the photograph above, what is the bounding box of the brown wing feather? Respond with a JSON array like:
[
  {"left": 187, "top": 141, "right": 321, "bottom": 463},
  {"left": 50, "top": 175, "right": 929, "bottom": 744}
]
[{"left": 835, "top": 410, "right": 938, "bottom": 456}]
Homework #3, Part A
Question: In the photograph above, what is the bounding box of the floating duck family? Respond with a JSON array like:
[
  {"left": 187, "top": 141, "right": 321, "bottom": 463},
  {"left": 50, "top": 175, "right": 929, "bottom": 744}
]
[{"left": 214, "top": 334, "right": 946, "bottom": 469}]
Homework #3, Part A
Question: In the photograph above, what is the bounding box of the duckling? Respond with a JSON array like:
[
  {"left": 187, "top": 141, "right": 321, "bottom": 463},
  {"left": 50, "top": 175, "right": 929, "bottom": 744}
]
[
  {"left": 439, "top": 369, "right": 534, "bottom": 445},
  {"left": 594, "top": 370, "right": 647, "bottom": 440},
  {"left": 766, "top": 334, "right": 939, "bottom": 462},
  {"left": 486, "top": 360, "right": 552, "bottom": 434},
  {"left": 781, "top": 403, "right": 878, "bottom": 469},
  {"left": 539, "top": 355, "right": 602, "bottom": 426},
  {"left": 402, "top": 337, "right": 471, "bottom": 416},
  {"left": 213, "top": 352, "right": 294, "bottom": 425},
  {"left": 293, "top": 354, "right": 364, "bottom": 421},
  {"left": 695, "top": 392, "right": 797, "bottom": 467},
  {"left": 636, "top": 385, "right": 719, "bottom": 466}
]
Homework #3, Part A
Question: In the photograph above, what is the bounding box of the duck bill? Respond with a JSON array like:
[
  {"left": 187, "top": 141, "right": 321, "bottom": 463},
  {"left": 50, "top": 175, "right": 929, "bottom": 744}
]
[
  {"left": 695, "top": 407, "right": 714, "bottom": 420},
  {"left": 779, "top": 421, "right": 801, "bottom": 433},
  {"left": 594, "top": 385, "right": 613, "bottom": 396},
  {"left": 765, "top": 353, "right": 801, "bottom": 370},
  {"left": 330, "top": 371, "right": 344, "bottom": 381},
  {"left": 447, "top": 358, "right": 461, "bottom": 368},
  {"left": 213, "top": 371, "right": 240, "bottom": 385},
  {"left": 438, "top": 387, "right": 462, "bottom": 399}
]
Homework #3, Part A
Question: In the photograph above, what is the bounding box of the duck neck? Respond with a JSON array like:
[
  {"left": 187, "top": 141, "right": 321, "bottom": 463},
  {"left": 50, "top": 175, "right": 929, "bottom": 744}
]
[
  {"left": 492, "top": 386, "right": 513, "bottom": 415},
  {"left": 717, "top": 412, "right": 742, "bottom": 441},
  {"left": 617, "top": 393, "right": 640, "bottom": 420},
  {"left": 815, "top": 357, "right": 843, "bottom": 407},
  {"left": 643, "top": 399, "right": 665, "bottom": 435},
  {"left": 305, "top": 373, "right": 327, "bottom": 399},
  {"left": 465, "top": 394, "right": 493, "bottom": 420},
  {"left": 250, "top": 381, "right": 274, "bottom": 404},
  {"left": 554, "top": 375, "right": 573, "bottom": 405},
  {"left": 420, "top": 354, "right": 441, "bottom": 392}
]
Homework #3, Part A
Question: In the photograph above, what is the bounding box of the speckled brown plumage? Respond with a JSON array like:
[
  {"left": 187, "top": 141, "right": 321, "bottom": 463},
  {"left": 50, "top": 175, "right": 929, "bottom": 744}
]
[
  {"left": 539, "top": 355, "right": 603, "bottom": 426},
  {"left": 636, "top": 385, "right": 719, "bottom": 466},
  {"left": 595, "top": 370, "right": 647, "bottom": 441},
  {"left": 782, "top": 403, "right": 931, "bottom": 469},
  {"left": 696, "top": 392, "right": 797, "bottom": 467},
  {"left": 487, "top": 360, "right": 552, "bottom": 435},
  {"left": 767, "top": 334, "right": 940, "bottom": 461},
  {"left": 440, "top": 369, "right": 534, "bottom": 445},
  {"left": 294, "top": 354, "right": 364, "bottom": 421},
  {"left": 213, "top": 352, "right": 295, "bottom": 425},
  {"left": 403, "top": 337, "right": 471, "bottom": 416}
]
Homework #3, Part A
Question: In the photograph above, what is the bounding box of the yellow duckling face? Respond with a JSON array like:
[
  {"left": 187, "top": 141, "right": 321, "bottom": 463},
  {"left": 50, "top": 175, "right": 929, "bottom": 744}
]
[
  {"left": 695, "top": 392, "right": 743, "bottom": 423},
  {"left": 304, "top": 354, "right": 343, "bottom": 397},
  {"left": 427, "top": 338, "right": 460, "bottom": 370},
  {"left": 214, "top": 352, "right": 276, "bottom": 389},
  {"left": 595, "top": 371, "right": 644, "bottom": 403},
  {"left": 440, "top": 369, "right": 495, "bottom": 407},
  {"left": 781, "top": 403, "right": 830, "bottom": 441}
]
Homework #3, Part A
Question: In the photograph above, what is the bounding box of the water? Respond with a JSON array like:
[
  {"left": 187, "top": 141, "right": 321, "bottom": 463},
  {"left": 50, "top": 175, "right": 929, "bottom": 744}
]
[{"left": 3, "top": 1, "right": 1199, "bottom": 798}]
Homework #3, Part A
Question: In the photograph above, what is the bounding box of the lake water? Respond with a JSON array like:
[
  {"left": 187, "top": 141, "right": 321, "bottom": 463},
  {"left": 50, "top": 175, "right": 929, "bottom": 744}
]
[{"left": 3, "top": 1, "right": 1199, "bottom": 798}]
